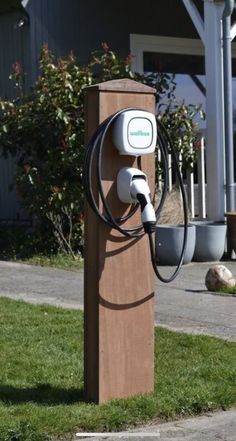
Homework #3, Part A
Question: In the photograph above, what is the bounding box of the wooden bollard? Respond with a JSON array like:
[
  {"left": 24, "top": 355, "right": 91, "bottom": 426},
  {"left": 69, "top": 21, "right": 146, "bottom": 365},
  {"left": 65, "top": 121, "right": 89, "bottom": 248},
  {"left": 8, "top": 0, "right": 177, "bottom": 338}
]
[{"left": 84, "top": 79, "right": 155, "bottom": 403}]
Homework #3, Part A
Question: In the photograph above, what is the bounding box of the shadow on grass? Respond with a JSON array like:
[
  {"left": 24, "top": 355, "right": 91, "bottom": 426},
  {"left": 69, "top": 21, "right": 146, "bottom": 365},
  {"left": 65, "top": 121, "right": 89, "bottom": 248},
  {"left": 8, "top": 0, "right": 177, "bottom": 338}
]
[{"left": 0, "top": 384, "right": 85, "bottom": 405}]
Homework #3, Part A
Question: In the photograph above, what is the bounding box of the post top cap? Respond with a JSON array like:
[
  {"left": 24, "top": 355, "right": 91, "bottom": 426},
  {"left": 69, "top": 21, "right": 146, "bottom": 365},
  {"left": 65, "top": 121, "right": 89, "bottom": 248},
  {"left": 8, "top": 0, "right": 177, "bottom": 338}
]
[{"left": 86, "top": 78, "right": 156, "bottom": 94}]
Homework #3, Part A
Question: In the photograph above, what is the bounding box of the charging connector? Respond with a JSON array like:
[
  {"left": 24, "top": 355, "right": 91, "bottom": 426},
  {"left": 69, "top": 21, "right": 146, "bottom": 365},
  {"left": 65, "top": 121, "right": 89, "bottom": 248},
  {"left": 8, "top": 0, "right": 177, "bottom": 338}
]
[{"left": 117, "top": 167, "right": 156, "bottom": 233}]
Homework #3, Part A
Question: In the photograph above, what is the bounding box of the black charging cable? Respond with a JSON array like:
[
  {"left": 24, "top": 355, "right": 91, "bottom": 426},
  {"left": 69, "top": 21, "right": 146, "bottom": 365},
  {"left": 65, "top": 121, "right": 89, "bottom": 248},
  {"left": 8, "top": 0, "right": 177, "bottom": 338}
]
[
  {"left": 83, "top": 108, "right": 188, "bottom": 283},
  {"left": 149, "top": 119, "right": 188, "bottom": 282}
]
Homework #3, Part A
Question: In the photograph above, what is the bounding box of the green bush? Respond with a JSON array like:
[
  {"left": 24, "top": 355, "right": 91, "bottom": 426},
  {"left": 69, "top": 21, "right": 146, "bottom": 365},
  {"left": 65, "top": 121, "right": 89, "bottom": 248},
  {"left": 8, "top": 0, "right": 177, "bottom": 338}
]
[
  {"left": 0, "top": 43, "right": 201, "bottom": 257},
  {"left": 158, "top": 101, "right": 204, "bottom": 172}
]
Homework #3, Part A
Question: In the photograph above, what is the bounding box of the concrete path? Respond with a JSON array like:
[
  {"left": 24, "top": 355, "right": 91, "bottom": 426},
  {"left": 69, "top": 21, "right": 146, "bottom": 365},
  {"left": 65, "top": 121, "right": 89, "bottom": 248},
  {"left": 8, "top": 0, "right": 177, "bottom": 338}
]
[
  {"left": 155, "top": 261, "right": 236, "bottom": 341},
  {"left": 0, "top": 260, "right": 84, "bottom": 309},
  {"left": 75, "top": 409, "right": 236, "bottom": 441},
  {"left": 0, "top": 259, "right": 235, "bottom": 341}
]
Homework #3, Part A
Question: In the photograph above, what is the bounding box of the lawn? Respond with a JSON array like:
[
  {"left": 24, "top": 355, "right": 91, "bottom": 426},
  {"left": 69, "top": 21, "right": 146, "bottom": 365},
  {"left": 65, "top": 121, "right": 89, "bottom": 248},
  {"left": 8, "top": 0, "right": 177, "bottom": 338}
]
[
  {"left": 0, "top": 298, "right": 236, "bottom": 441},
  {"left": 17, "top": 253, "right": 84, "bottom": 271},
  {"left": 217, "top": 286, "right": 236, "bottom": 296}
]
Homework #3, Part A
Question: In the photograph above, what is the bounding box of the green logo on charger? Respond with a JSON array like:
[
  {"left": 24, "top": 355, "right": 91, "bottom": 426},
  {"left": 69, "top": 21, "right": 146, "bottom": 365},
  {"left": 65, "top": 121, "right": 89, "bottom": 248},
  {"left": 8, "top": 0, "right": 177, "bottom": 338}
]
[{"left": 130, "top": 130, "right": 150, "bottom": 136}]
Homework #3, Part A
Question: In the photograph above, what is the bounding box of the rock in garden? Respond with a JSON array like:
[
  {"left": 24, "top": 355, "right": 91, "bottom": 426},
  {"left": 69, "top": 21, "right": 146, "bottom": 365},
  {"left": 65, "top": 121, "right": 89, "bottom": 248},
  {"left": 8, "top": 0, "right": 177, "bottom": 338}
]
[{"left": 205, "top": 264, "right": 236, "bottom": 291}]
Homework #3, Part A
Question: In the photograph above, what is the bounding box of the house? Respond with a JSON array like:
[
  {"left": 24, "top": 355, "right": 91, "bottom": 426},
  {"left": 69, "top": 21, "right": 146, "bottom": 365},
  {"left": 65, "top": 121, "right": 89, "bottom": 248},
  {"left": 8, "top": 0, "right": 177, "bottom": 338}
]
[
  {"left": 0, "top": 1, "right": 206, "bottom": 98},
  {"left": 0, "top": 0, "right": 235, "bottom": 222}
]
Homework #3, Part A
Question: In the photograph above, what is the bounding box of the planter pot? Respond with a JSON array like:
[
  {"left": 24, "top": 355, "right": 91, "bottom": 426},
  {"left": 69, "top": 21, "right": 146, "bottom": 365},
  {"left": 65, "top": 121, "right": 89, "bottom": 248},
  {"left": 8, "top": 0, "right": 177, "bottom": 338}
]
[
  {"left": 191, "top": 221, "right": 227, "bottom": 262},
  {"left": 225, "top": 212, "right": 236, "bottom": 257},
  {"left": 155, "top": 224, "right": 196, "bottom": 266}
]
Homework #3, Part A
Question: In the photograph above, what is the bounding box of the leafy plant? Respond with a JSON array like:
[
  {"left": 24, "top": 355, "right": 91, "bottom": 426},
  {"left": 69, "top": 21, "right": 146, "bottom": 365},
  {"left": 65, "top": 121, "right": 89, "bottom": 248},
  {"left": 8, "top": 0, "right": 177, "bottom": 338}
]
[
  {"left": 0, "top": 43, "right": 202, "bottom": 257},
  {"left": 158, "top": 100, "right": 204, "bottom": 172}
]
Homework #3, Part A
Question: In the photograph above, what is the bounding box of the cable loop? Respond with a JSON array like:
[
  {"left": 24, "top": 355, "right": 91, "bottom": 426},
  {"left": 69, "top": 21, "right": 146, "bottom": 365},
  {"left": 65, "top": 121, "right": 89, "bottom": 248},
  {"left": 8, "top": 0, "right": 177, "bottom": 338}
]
[{"left": 83, "top": 109, "right": 188, "bottom": 283}]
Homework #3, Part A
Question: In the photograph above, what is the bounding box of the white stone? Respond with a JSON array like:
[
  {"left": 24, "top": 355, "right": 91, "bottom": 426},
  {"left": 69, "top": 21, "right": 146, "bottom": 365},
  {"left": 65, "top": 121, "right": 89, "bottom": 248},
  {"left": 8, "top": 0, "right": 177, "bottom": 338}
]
[{"left": 205, "top": 264, "right": 236, "bottom": 291}]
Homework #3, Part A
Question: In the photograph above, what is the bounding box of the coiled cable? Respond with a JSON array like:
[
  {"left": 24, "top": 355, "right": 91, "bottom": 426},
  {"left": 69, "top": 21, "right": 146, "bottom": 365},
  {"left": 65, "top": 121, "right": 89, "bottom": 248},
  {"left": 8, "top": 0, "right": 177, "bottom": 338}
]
[{"left": 83, "top": 108, "right": 188, "bottom": 282}]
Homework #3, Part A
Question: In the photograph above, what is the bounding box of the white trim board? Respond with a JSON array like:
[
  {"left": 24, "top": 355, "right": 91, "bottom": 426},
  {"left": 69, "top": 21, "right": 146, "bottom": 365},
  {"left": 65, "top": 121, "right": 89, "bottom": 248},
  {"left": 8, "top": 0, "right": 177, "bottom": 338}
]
[{"left": 130, "top": 34, "right": 236, "bottom": 73}]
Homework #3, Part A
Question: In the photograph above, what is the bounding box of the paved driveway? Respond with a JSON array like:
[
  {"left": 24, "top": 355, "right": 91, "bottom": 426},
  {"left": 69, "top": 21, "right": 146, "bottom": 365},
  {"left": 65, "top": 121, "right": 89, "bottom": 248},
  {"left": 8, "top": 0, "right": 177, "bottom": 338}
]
[
  {"left": 0, "top": 260, "right": 235, "bottom": 341},
  {"left": 156, "top": 261, "right": 236, "bottom": 341}
]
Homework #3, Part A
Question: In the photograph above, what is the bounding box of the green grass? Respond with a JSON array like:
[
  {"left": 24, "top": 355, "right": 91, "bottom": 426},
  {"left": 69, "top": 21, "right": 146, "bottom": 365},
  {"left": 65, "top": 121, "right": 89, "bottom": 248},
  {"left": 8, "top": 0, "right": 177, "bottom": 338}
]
[
  {"left": 217, "top": 286, "right": 236, "bottom": 296},
  {"left": 0, "top": 298, "right": 236, "bottom": 441},
  {"left": 17, "top": 254, "right": 84, "bottom": 271}
]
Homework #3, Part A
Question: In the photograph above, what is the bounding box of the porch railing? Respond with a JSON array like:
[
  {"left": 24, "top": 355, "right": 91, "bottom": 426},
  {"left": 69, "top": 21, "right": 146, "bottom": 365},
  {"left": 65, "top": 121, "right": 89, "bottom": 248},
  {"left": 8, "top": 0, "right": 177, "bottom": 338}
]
[
  {"left": 158, "top": 130, "right": 207, "bottom": 220},
  {"left": 186, "top": 130, "right": 206, "bottom": 219}
]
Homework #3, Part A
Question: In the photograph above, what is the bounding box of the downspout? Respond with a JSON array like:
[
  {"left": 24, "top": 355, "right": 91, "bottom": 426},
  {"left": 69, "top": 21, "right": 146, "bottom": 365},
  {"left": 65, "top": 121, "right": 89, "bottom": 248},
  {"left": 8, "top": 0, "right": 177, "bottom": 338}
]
[{"left": 222, "top": 0, "right": 235, "bottom": 212}]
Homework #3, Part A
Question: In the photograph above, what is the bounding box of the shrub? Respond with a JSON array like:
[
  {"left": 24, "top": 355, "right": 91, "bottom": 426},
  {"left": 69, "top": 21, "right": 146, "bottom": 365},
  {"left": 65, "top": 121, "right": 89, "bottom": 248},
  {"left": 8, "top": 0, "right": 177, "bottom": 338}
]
[
  {"left": 0, "top": 43, "right": 201, "bottom": 257},
  {"left": 158, "top": 100, "right": 204, "bottom": 172}
]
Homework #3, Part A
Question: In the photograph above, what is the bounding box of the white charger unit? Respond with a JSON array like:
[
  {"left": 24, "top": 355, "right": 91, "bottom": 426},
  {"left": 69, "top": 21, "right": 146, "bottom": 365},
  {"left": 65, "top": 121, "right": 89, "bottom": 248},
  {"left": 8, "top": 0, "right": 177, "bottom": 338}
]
[{"left": 112, "top": 109, "right": 157, "bottom": 156}]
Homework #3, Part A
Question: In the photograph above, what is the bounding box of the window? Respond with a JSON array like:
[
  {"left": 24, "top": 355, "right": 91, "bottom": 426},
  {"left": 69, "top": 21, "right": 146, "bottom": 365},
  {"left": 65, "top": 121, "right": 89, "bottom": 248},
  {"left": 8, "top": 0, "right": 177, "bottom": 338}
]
[{"left": 130, "top": 34, "right": 236, "bottom": 128}]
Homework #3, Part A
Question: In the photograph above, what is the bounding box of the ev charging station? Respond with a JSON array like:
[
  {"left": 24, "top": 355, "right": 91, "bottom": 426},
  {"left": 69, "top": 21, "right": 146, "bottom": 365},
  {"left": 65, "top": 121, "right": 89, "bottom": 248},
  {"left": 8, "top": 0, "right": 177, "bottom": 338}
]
[{"left": 84, "top": 79, "right": 187, "bottom": 404}]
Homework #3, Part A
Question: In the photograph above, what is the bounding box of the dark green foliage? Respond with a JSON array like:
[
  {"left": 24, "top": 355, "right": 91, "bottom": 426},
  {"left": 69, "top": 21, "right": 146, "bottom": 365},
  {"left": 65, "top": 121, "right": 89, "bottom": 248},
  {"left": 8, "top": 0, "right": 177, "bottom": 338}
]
[
  {"left": 0, "top": 225, "right": 83, "bottom": 269},
  {"left": 0, "top": 43, "right": 202, "bottom": 257},
  {"left": 0, "top": 225, "right": 56, "bottom": 260}
]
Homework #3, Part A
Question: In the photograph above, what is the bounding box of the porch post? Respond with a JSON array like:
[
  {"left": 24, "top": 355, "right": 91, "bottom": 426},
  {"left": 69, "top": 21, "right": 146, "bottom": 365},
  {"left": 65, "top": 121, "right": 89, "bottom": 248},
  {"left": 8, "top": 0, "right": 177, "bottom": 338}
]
[
  {"left": 183, "top": 0, "right": 226, "bottom": 221},
  {"left": 204, "top": 0, "right": 225, "bottom": 220}
]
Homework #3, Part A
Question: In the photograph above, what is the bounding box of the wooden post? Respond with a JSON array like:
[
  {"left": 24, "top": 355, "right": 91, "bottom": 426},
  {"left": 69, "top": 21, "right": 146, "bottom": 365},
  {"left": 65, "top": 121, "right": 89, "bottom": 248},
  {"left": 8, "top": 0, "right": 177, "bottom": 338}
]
[{"left": 84, "top": 79, "right": 155, "bottom": 404}]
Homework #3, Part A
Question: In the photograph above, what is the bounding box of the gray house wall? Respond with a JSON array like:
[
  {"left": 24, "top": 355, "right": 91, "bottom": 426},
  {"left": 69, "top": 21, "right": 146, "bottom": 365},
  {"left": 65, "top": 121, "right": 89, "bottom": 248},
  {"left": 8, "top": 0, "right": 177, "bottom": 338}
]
[
  {"left": 0, "top": 10, "right": 30, "bottom": 98},
  {"left": 25, "top": 0, "right": 199, "bottom": 70},
  {"left": 70, "top": 0, "right": 200, "bottom": 63},
  {"left": 0, "top": 0, "right": 199, "bottom": 222},
  {"left": 0, "top": 9, "right": 30, "bottom": 222}
]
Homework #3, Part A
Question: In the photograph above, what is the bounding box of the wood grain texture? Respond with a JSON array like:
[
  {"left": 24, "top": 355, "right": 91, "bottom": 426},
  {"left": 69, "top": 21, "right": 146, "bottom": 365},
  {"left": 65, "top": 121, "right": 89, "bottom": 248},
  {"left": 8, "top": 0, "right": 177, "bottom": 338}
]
[{"left": 84, "top": 81, "right": 155, "bottom": 403}]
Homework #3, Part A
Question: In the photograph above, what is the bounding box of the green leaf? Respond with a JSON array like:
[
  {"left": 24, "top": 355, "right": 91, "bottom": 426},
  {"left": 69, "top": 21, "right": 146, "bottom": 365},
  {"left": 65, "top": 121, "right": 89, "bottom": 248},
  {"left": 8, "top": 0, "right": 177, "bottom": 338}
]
[
  {"left": 28, "top": 175, "right": 34, "bottom": 185},
  {"left": 65, "top": 81, "right": 73, "bottom": 91}
]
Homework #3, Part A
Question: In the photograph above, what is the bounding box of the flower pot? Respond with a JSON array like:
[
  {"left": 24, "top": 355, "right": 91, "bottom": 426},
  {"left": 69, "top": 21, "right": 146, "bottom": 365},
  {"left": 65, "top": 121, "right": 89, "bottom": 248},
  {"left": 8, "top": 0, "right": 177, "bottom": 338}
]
[
  {"left": 155, "top": 224, "right": 196, "bottom": 266},
  {"left": 225, "top": 212, "right": 236, "bottom": 257},
  {"left": 192, "top": 221, "right": 226, "bottom": 262}
]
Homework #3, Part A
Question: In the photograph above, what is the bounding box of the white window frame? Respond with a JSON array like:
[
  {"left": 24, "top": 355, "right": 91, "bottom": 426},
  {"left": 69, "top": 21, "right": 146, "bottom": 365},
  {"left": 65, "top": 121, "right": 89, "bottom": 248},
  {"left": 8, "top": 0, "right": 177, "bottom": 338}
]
[{"left": 130, "top": 33, "right": 236, "bottom": 73}]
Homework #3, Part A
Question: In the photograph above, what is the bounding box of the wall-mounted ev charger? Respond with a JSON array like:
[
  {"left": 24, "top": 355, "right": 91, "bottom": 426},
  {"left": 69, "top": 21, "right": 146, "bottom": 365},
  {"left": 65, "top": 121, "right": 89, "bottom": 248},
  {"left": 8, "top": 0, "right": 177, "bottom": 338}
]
[
  {"left": 114, "top": 110, "right": 157, "bottom": 232},
  {"left": 112, "top": 109, "right": 157, "bottom": 156}
]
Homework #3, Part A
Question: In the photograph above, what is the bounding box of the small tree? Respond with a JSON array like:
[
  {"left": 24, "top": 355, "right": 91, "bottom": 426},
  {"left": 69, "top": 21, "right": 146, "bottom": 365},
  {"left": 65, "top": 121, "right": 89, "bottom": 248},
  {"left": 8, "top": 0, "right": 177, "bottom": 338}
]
[{"left": 0, "top": 43, "right": 201, "bottom": 257}]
